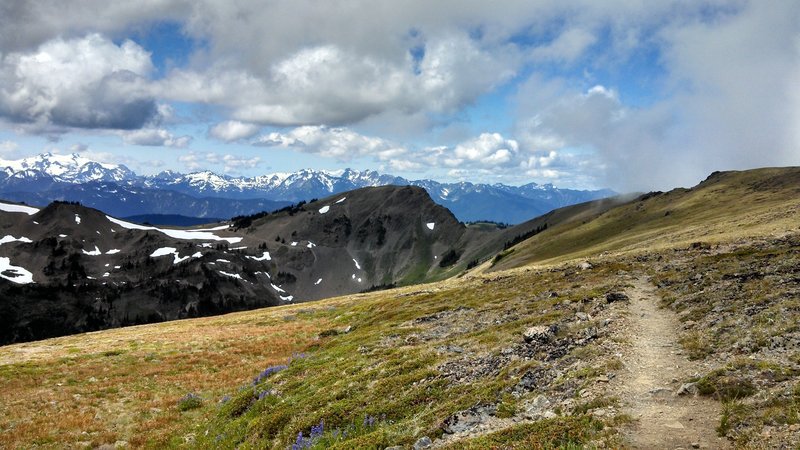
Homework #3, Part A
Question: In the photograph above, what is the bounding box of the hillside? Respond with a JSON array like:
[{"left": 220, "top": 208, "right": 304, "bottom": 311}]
[
  {"left": 491, "top": 167, "right": 800, "bottom": 271},
  {"left": 0, "top": 186, "right": 551, "bottom": 344},
  {"left": 0, "top": 167, "right": 798, "bottom": 448}
]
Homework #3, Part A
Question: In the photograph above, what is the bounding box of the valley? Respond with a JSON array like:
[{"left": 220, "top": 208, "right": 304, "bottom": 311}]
[{"left": 0, "top": 167, "right": 798, "bottom": 448}]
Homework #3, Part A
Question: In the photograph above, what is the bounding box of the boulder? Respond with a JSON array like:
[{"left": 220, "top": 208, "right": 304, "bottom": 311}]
[
  {"left": 523, "top": 325, "right": 553, "bottom": 345},
  {"left": 413, "top": 436, "right": 432, "bottom": 449}
]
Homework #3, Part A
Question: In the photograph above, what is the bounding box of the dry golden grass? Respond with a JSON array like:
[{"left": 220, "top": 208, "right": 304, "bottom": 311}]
[{"left": 0, "top": 303, "right": 336, "bottom": 448}]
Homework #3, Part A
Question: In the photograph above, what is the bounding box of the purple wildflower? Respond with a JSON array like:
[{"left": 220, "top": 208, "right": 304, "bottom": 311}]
[{"left": 252, "top": 364, "right": 288, "bottom": 385}]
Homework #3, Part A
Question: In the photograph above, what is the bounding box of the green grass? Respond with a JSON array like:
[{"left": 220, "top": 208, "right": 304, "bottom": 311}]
[{"left": 440, "top": 415, "right": 605, "bottom": 449}]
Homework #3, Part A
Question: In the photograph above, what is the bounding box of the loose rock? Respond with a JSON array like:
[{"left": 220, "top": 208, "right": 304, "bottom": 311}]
[
  {"left": 522, "top": 325, "right": 554, "bottom": 345},
  {"left": 413, "top": 436, "right": 432, "bottom": 449},
  {"left": 606, "top": 292, "right": 629, "bottom": 303}
]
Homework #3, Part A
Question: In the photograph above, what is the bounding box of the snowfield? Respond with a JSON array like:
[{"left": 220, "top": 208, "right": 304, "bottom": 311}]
[
  {"left": 106, "top": 216, "right": 243, "bottom": 244},
  {"left": 0, "top": 235, "right": 32, "bottom": 246},
  {"left": 0, "top": 257, "right": 34, "bottom": 284},
  {"left": 0, "top": 202, "right": 39, "bottom": 215}
]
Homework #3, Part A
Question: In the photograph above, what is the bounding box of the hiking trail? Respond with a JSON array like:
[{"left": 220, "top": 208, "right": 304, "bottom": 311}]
[{"left": 614, "top": 276, "right": 729, "bottom": 449}]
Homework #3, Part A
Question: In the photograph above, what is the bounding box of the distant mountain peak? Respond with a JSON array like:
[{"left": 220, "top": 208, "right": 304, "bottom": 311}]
[
  {"left": 0, "top": 152, "right": 614, "bottom": 224},
  {"left": 0, "top": 152, "right": 134, "bottom": 183}
]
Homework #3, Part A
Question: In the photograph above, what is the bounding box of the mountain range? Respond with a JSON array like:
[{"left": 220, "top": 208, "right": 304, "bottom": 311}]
[{"left": 0, "top": 153, "right": 613, "bottom": 224}]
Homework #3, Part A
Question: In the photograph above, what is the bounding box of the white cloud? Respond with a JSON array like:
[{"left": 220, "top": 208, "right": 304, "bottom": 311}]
[
  {"left": 255, "top": 126, "right": 406, "bottom": 161},
  {"left": 208, "top": 120, "right": 261, "bottom": 142},
  {"left": 510, "top": 1, "right": 800, "bottom": 191},
  {"left": 178, "top": 151, "right": 261, "bottom": 173},
  {"left": 123, "top": 129, "right": 192, "bottom": 148},
  {"left": 449, "top": 133, "right": 520, "bottom": 168},
  {"left": 0, "top": 33, "right": 157, "bottom": 130},
  {"left": 1, "top": 1, "right": 799, "bottom": 189},
  {"left": 531, "top": 28, "right": 597, "bottom": 63}
]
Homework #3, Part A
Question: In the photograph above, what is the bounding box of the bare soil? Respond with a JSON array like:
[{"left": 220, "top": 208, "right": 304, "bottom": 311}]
[{"left": 615, "top": 276, "right": 729, "bottom": 449}]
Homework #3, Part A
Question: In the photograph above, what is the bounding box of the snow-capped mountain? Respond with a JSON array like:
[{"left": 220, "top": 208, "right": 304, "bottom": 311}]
[
  {"left": 0, "top": 153, "right": 614, "bottom": 223},
  {"left": 0, "top": 153, "right": 135, "bottom": 184}
]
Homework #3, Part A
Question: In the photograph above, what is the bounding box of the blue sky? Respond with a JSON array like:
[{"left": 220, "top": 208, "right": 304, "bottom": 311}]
[{"left": 0, "top": 1, "right": 798, "bottom": 190}]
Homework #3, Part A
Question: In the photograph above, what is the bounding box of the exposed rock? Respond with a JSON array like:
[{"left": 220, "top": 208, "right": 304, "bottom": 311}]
[
  {"left": 575, "top": 312, "right": 590, "bottom": 321},
  {"left": 676, "top": 382, "right": 698, "bottom": 396},
  {"left": 441, "top": 404, "right": 497, "bottom": 434},
  {"left": 413, "top": 436, "right": 432, "bottom": 449},
  {"left": 605, "top": 292, "right": 629, "bottom": 303},
  {"left": 578, "top": 261, "right": 593, "bottom": 270},
  {"left": 522, "top": 325, "right": 554, "bottom": 345}
]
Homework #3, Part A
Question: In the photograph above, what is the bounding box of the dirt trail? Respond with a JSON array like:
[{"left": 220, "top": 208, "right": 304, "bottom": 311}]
[{"left": 615, "top": 276, "right": 728, "bottom": 449}]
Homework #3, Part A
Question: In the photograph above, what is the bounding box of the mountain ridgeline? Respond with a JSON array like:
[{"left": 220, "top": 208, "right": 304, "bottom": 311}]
[{"left": 0, "top": 153, "right": 613, "bottom": 224}]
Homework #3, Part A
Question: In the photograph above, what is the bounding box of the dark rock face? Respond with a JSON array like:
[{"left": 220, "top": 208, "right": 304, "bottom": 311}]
[{"left": 0, "top": 186, "right": 523, "bottom": 344}]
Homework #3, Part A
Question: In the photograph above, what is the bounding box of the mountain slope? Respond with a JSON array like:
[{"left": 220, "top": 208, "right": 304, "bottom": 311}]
[
  {"left": 490, "top": 167, "right": 800, "bottom": 271},
  {"left": 0, "top": 185, "right": 533, "bottom": 344}
]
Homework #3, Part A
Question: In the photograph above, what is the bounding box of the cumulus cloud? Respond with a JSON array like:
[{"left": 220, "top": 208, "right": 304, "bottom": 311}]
[
  {"left": 255, "top": 126, "right": 406, "bottom": 161},
  {"left": 208, "top": 120, "right": 262, "bottom": 142},
  {"left": 0, "top": 33, "right": 157, "bottom": 130},
  {"left": 123, "top": 129, "right": 192, "bottom": 148},
  {"left": 1, "top": 1, "right": 799, "bottom": 188},
  {"left": 511, "top": 1, "right": 800, "bottom": 191},
  {"left": 446, "top": 133, "right": 520, "bottom": 168}
]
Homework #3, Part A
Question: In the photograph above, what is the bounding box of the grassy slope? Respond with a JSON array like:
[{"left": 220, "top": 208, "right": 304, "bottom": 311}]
[
  {"left": 0, "top": 262, "right": 634, "bottom": 449},
  {"left": 491, "top": 167, "right": 800, "bottom": 271},
  {"left": 2, "top": 167, "right": 799, "bottom": 449}
]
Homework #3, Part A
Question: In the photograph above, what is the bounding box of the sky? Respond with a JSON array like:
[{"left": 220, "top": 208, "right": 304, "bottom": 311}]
[{"left": 0, "top": 0, "right": 798, "bottom": 190}]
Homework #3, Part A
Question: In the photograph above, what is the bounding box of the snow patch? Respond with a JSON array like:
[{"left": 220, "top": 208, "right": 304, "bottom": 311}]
[
  {"left": 105, "top": 249, "right": 120, "bottom": 254},
  {"left": 353, "top": 258, "right": 361, "bottom": 270},
  {"left": 335, "top": 197, "right": 346, "bottom": 204},
  {"left": 106, "top": 216, "right": 243, "bottom": 244},
  {"left": 0, "top": 201, "right": 39, "bottom": 215},
  {"left": 246, "top": 251, "right": 271, "bottom": 261},
  {"left": 82, "top": 246, "right": 101, "bottom": 256},
  {"left": 216, "top": 259, "right": 231, "bottom": 263},
  {"left": 315, "top": 278, "right": 322, "bottom": 285},
  {"left": 150, "top": 247, "right": 191, "bottom": 265},
  {"left": 318, "top": 205, "right": 330, "bottom": 214},
  {"left": 0, "top": 257, "right": 34, "bottom": 284},
  {"left": 219, "top": 271, "right": 242, "bottom": 279},
  {"left": 230, "top": 246, "right": 247, "bottom": 250},
  {"left": 58, "top": 234, "right": 67, "bottom": 238},
  {"left": 426, "top": 222, "right": 435, "bottom": 230},
  {"left": 306, "top": 241, "right": 316, "bottom": 248},
  {"left": 150, "top": 247, "right": 177, "bottom": 258},
  {"left": 280, "top": 295, "right": 294, "bottom": 302},
  {"left": 102, "top": 272, "right": 110, "bottom": 277},
  {"left": 270, "top": 283, "right": 286, "bottom": 293},
  {"left": 75, "top": 214, "right": 81, "bottom": 224},
  {"left": 191, "top": 252, "right": 203, "bottom": 258},
  {"left": 0, "top": 235, "right": 32, "bottom": 246},
  {"left": 291, "top": 242, "right": 298, "bottom": 246}
]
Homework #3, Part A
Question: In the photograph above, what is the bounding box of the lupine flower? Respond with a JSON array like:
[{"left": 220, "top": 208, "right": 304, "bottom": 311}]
[{"left": 252, "top": 364, "right": 288, "bottom": 385}]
